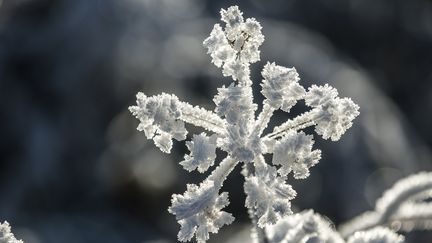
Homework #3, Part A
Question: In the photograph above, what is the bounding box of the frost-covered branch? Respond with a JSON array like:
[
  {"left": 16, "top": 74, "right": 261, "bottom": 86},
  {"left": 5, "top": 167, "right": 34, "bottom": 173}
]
[
  {"left": 265, "top": 211, "right": 405, "bottom": 243},
  {"left": 339, "top": 171, "right": 432, "bottom": 238},
  {"left": 266, "top": 84, "right": 359, "bottom": 141},
  {"left": 179, "top": 102, "right": 227, "bottom": 134},
  {"left": 129, "top": 93, "right": 227, "bottom": 153}
]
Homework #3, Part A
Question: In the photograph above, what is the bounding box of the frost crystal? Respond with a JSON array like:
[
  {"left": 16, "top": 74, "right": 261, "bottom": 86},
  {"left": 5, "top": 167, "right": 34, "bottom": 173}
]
[
  {"left": 0, "top": 222, "right": 23, "bottom": 243},
  {"left": 130, "top": 5, "right": 359, "bottom": 242}
]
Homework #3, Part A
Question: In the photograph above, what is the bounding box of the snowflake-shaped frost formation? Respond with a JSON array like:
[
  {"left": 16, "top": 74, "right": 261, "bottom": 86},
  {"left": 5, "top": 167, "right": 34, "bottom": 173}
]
[{"left": 130, "top": 5, "right": 359, "bottom": 242}]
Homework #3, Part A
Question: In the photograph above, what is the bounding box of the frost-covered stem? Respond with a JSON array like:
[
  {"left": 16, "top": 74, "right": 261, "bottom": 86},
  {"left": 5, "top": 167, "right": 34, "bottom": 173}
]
[
  {"left": 242, "top": 162, "right": 269, "bottom": 243},
  {"left": 179, "top": 102, "right": 226, "bottom": 134},
  {"left": 377, "top": 178, "right": 432, "bottom": 225},
  {"left": 339, "top": 172, "right": 432, "bottom": 238},
  {"left": 265, "top": 110, "right": 318, "bottom": 139},
  {"left": 207, "top": 156, "right": 239, "bottom": 188},
  {"left": 254, "top": 102, "right": 275, "bottom": 137},
  {"left": 339, "top": 212, "right": 381, "bottom": 238},
  {"left": 239, "top": 75, "right": 256, "bottom": 124}
]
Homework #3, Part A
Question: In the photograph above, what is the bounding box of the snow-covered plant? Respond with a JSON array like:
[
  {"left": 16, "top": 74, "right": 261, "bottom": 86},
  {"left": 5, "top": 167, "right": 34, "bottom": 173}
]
[
  {"left": 339, "top": 171, "right": 432, "bottom": 238},
  {"left": 0, "top": 221, "right": 23, "bottom": 243},
  {"left": 130, "top": 5, "right": 359, "bottom": 243}
]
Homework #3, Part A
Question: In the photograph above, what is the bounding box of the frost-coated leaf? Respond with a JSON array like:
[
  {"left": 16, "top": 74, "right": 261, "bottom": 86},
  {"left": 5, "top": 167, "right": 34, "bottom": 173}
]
[
  {"left": 272, "top": 131, "right": 321, "bottom": 179},
  {"left": 169, "top": 180, "right": 234, "bottom": 243},
  {"left": 261, "top": 62, "right": 305, "bottom": 112},
  {"left": 180, "top": 133, "right": 218, "bottom": 173},
  {"left": 129, "top": 92, "right": 187, "bottom": 153},
  {"left": 0, "top": 221, "right": 23, "bottom": 243},
  {"left": 244, "top": 157, "right": 296, "bottom": 227},
  {"left": 346, "top": 227, "right": 404, "bottom": 243}
]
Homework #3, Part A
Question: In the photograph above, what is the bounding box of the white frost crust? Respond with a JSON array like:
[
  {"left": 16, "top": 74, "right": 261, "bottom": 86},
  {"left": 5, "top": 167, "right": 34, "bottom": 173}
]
[{"left": 203, "top": 6, "right": 264, "bottom": 82}]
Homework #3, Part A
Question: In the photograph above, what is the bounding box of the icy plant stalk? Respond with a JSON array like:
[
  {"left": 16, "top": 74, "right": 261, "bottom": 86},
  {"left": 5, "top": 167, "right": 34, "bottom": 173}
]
[
  {"left": 339, "top": 171, "right": 432, "bottom": 238},
  {"left": 130, "top": 6, "right": 359, "bottom": 243}
]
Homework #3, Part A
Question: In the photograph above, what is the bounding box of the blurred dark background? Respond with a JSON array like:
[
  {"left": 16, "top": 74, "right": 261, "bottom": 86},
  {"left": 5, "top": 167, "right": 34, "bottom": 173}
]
[{"left": 1, "top": 0, "right": 432, "bottom": 242}]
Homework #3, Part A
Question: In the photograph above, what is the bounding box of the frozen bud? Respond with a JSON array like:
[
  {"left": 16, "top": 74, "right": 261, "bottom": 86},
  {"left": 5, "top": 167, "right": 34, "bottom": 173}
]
[
  {"left": 244, "top": 161, "right": 296, "bottom": 227},
  {"left": 129, "top": 93, "right": 187, "bottom": 153},
  {"left": 305, "top": 84, "right": 359, "bottom": 141},
  {"left": 261, "top": 62, "right": 306, "bottom": 112},
  {"left": 180, "top": 133, "right": 218, "bottom": 173},
  {"left": 169, "top": 180, "right": 234, "bottom": 242},
  {"left": 272, "top": 131, "right": 321, "bottom": 179},
  {"left": 203, "top": 24, "right": 227, "bottom": 56},
  {"left": 220, "top": 6, "right": 243, "bottom": 28},
  {"left": 305, "top": 84, "right": 338, "bottom": 107},
  {"left": 204, "top": 5, "right": 264, "bottom": 82},
  {"left": 315, "top": 97, "right": 360, "bottom": 141}
]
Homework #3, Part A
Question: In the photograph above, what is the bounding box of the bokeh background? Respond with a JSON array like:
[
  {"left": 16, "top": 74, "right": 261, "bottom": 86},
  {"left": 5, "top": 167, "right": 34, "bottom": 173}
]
[{"left": 1, "top": 0, "right": 432, "bottom": 242}]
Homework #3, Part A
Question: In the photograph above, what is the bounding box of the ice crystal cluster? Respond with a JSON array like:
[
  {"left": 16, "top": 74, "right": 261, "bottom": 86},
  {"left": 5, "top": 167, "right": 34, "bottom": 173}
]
[
  {"left": 0, "top": 222, "right": 23, "bottom": 243},
  {"left": 129, "top": 5, "right": 360, "bottom": 243}
]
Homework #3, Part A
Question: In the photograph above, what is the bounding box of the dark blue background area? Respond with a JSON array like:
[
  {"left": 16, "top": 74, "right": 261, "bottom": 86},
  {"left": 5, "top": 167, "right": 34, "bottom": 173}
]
[{"left": 1, "top": 0, "right": 432, "bottom": 242}]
